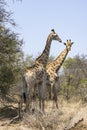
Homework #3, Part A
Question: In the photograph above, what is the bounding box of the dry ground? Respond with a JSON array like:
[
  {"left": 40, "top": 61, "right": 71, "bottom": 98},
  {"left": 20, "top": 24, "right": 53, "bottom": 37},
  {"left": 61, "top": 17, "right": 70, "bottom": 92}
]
[{"left": 0, "top": 100, "right": 87, "bottom": 130}]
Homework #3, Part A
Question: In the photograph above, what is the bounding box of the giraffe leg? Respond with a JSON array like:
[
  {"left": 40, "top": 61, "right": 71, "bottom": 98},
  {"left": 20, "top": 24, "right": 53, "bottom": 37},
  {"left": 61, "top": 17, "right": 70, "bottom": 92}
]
[
  {"left": 55, "top": 96, "right": 58, "bottom": 109},
  {"left": 38, "top": 92, "right": 45, "bottom": 112},
  {"left": 39, "top": 98, "right": 41, "bottom": 110},
  {"left": 25, "top": 92, "right": 31, "bottom": 113},
  {"left": 49, "top": 85, "right": 52, "bottom": 99},
  {"left": 42, "top": 99, "right": 45, "bottom": 113},
  {"left": 53, "top": 86, "right": 59, "bottom": 109}
]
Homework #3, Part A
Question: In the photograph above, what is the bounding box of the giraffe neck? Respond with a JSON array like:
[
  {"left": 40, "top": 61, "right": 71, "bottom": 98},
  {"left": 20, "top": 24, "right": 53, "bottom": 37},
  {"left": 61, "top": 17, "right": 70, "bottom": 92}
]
[
  {"left": 47, "top": 48, "right": 69, "bottom": 73},
  {"left": 35, "top": 34, "right": 52, "bottom": 68}
]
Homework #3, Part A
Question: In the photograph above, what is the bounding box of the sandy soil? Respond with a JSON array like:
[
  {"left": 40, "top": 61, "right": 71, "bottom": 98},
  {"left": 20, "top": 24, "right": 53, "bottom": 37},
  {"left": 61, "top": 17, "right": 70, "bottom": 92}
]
[{"left": 0, "top": 100, "right": 87, "bottom": 130}]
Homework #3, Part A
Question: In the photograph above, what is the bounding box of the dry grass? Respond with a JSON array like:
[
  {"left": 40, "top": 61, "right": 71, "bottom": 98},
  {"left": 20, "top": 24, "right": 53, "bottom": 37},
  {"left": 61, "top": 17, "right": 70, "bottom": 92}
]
[{"left": 0, "top": 100, "right": 87, "bottom": 130}]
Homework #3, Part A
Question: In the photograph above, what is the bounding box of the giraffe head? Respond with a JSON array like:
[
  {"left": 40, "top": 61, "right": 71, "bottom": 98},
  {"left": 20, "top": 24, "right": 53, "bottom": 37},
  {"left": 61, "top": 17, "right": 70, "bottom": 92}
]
[
  {"left": 64, "top": 39, "right": 74, "bottom": 51},
  {"left": 50, "top": 29, "right": 62, "bottom": 43}
]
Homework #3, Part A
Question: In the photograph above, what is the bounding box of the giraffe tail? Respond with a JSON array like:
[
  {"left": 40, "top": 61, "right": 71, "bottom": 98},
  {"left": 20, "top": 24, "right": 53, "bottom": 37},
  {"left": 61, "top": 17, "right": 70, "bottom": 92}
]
[{"left": 23, "top": 92, "right": 26, "bottom": 103}]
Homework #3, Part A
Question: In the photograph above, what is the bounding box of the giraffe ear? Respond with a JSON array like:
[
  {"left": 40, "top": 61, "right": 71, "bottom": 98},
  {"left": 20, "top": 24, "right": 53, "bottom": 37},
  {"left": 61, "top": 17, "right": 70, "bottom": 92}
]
[{"left": 71, "top": 42, "right": 74, "bottom": 45}]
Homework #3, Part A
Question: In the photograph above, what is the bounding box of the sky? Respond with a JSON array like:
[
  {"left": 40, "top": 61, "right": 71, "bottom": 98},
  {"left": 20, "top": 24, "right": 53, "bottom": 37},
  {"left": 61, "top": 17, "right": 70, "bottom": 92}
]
[{"left": 7, "top": 0, "right": 87, "bottom": 59}]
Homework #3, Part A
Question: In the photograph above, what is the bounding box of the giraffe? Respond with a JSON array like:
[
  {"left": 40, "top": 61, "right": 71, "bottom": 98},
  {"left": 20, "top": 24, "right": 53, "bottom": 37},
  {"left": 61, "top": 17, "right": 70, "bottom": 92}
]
[
  {"left": 23, "top": 29, "right": 62, "bottom": 112},
  {"left": 35, "top": 29, "right": 62, "bottom": 68},
  {"left": 46, "top": 39, "right": 74, "bottom": 108}
]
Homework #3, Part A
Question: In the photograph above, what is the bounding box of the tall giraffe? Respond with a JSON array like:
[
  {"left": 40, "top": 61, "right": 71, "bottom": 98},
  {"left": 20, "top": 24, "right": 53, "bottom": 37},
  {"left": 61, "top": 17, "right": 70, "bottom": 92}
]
[
  {"left": 46, "top": 39, "right": 74, "bottom": 108},
  {"left": 35, "top": 29, "right": 62, "bottom": 67},
  {"left": 23, "top": 29, "right": 62, "bottom": 112}
]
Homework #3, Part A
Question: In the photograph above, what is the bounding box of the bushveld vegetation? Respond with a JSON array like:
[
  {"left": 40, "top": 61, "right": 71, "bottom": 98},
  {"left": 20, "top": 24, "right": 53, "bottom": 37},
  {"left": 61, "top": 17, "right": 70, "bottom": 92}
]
[{"left": 0, "top": 1, "right": 87, "bottom": 130}]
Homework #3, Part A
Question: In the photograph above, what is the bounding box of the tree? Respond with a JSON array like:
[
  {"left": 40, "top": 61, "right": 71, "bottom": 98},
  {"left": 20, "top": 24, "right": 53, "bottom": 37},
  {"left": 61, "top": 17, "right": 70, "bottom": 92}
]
[
  {"left": 24, "top": 55, "right": 34, "bottom": 68},
  {"left": 60, "top": 55, "right": 87, "bottom": 101},
  {"left": 0, "top": 26, "right": 24, "bottom": 99},
  {"left": 0, "top": 0, "right": 16, "bottom": 26},
  {"left": 0, "top": 0, "right": 24, "bottom": 100}
]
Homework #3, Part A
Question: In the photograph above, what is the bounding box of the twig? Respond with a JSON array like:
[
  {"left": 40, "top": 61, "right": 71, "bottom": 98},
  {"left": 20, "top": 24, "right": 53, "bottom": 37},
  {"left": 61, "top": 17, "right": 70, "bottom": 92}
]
[{"left": 64, "top": 118, "right": 84, "bottom": 130}]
